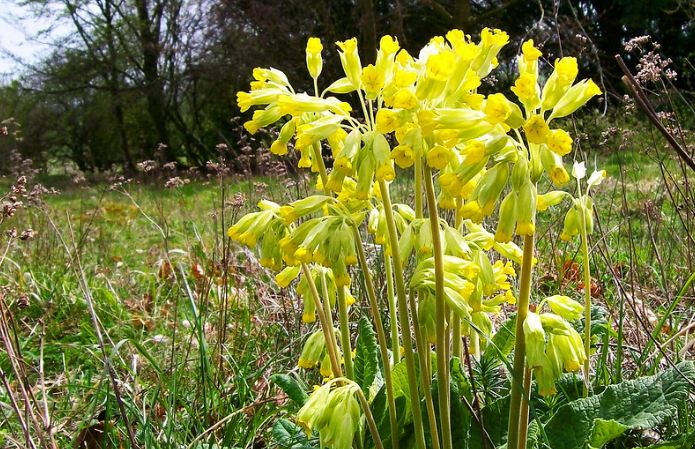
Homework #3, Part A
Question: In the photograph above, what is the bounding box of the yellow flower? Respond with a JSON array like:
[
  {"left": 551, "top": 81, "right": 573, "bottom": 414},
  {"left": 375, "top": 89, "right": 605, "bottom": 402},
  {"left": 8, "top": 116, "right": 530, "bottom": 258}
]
[
  {"left": 243, "top": 120, "right": 260, "bottom": 134},
  {"left": 556, "top": 57, "right": 578, "bottom": 84},
  {"left": 480, "top": 27, "right": 509, "bottom": 48},
  {"left": 395, "top": 49, "right": 413, "bottom": 66},
  {"left": 495, "top": 192, "right": 517, "bottom": 243},
  {"left": 394, "top": 69, "right": 418, "bottom": 88},
  {"left": 333, "top": 157, "right": 353, "bottom": 176},
  {"left": 306, "top": 37, "right": 323, "bottom": 79},
  {"left": 426, "top": 51, "right": 456, "bottom": 81},
  {"left": 523, "top": 115, "right": 550, "bottom": 144},
  {"left": 549, "top": 79, "right": 602, "bottom": 120},
  {"left": 511, "top": 72, "right": 538, "bottom": 104},
  {"left": 392, "top": 89, "right": 418, "bottom": 110},
  {"left": 536, "top": 191, "right": 568, "bottom": 211},
  {"left": 361, "top": 64, "right": 385, "bottom": 98},
  {"left": 484, "top": 93, "right": 512, "bottom": 124},
  {"left": 298, "top": 156, "right": 312, "bottom": 168},
  {"left": 426, "top": 145, "right": 451, "bottom": 169},
  {"left": 379, "top": 35, "right": 399, "bottom": 54},
  {"left": 460, "top": 200, "right": 484, "bottom": 223},
  {"left": 522, "top": 39, "right": 542, "bottom": 62},
  {"left": 237, "top": 92, "right": 253, "bottom": 112},
  {"left": 391, "top": 144, "right": 415, "bottom": 168},
  {"left": 307, "top": 37, "right": 323, "bottom": 55},
  {"left": 335, "top": 273, "right": 351, "bottom": 287},
  {"left": 336, "top": 37, "right": 362, "bottom": 86},
  {"left": 376, "top": 164, "right": 396, "bottom": 182},
  {"left": 549, "top": 166, "right": 570, "bottom": 185},
  {"left": 270, "top": 140, "right": 288, "bottom": 155},
  {"left": 375, "top": 108, "right": 400, "bottom": 134},
  {"left": 546, "top": 129, "right": 573, "bottom": 156}
]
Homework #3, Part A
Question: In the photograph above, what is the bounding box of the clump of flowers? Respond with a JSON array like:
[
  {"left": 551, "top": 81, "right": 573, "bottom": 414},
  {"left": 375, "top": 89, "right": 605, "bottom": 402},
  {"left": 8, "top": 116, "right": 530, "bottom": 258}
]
[{"left": 231, "top": 29, "right": 602, "bottom": 449}]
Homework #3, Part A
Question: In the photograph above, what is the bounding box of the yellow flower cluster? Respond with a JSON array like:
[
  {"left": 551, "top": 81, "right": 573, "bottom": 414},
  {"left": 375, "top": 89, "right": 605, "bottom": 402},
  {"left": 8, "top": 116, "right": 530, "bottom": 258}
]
[
  {"left": 230, "top": 29, "right": 603, "bottom": 436},
  {"left": 524, "top": 294, "right": 588, "bottom": 396}
]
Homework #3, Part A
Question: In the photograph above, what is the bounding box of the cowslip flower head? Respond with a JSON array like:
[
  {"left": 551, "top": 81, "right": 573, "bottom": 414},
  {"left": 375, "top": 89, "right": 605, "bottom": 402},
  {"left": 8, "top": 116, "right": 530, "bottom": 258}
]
[{"left": 306, "top": 37, "right": 323, "bottom": 79}]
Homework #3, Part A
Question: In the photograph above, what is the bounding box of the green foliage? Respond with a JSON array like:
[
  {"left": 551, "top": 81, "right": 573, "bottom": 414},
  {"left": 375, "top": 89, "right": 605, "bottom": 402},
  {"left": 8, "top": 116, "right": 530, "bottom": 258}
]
[
  {"left": 271, "top": 374, "right": 308, "bottom": 407},
  {"left": 544, "top": 362, "right": 695, "bottom": 449},
  {"left": 354, "top": 316, "right": 380, "bottom": 392},
  {"left": 272, "top": 418, "right": 315, "bottom": 449}
]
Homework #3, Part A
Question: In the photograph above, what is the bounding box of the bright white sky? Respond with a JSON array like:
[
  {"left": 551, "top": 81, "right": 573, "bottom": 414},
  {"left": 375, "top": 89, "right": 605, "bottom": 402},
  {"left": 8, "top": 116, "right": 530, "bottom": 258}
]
[{"left": 0, "top": 1, "right": 67, "bottom": 80}]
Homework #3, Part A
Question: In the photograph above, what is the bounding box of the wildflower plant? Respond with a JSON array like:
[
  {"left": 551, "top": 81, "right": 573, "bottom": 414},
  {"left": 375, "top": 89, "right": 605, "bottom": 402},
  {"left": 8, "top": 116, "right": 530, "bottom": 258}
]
[{"left": 232, "top": 28, "right": 602, "bottom": 449}]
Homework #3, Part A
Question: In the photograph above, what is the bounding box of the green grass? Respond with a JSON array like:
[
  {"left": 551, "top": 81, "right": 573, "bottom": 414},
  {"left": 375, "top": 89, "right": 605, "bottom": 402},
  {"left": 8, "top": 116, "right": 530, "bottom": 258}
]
[
  {"left": 1, "top": 129, "right": 694, "bottom": 448},
  {"left": 0, "top": 176, "right": 309, "bottom": 448}
]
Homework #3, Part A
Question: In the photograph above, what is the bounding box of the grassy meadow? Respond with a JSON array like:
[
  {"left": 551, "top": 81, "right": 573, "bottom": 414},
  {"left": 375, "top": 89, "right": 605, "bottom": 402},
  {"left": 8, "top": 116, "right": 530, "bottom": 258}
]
[{"left": 1, "top": 112, "right": 694, "bottom": 448}]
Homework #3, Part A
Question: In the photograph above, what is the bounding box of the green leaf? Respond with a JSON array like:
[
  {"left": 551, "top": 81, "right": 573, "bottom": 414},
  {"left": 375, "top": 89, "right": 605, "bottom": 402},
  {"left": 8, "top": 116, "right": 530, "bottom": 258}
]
[
  {"left": 271, "top": 418, "right": 312, "bottom": 449},
  {"left": 270, "top": 374, "right": 308, "bottom": 407},
  {"left": 469, "top": 395, "right": 510, "bottom": 449},
  {"left": 365, "top": 385, "right": 409, "bottom": 449},
  {"left": 391, "top": 359, "right": 412, "bottom": 417},
  {"left": 588, "top": 419, "right": 629, "bottom": 448},
  {"left": 354, "top": 316, "right": 380, "bottom": 392},
  {"left": 483, "top": 315, "right": 516, "bottom": 362},
  {"left": 545, "top": 362, "right": 695, "bottom": 449}
]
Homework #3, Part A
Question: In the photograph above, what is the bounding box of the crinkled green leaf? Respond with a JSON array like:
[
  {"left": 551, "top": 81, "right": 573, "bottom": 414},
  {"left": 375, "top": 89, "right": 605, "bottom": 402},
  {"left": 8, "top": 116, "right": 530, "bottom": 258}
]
[
  {"left": 271, "top": 418, "right": 313, "bottom": 449},
  {"left": 483, "top": 315, "right": 516, "bottom": 362},
  {"left": 545, "top": 362, "right": 695, "bottom": 449},
  {"left": 270, "top": 374, "right": 308, "bottom": 407},
  {"left": 588, "top": 419, "right": 629, "bottom": 448},
  {"left": 354, "top": 316, "right": 379, "bottom": 392}
]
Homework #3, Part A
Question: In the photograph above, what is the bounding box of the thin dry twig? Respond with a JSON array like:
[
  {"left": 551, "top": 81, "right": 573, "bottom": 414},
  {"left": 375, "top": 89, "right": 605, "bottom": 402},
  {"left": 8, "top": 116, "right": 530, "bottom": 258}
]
[{"left": 616, "top": 54, "right": 695, "bottom": 172}]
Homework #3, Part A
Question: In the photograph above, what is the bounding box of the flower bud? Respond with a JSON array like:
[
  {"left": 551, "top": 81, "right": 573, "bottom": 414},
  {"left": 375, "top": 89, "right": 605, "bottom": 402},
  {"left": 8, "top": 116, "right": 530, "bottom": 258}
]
[
  {"left": 549, "top": 79, "right": 602, "bottom": 120},
  {"left": 535, "top": 356, "right": 559, "bottom": 397},
  {"left": 541, "top": 57, "right": 578, "bottom": 110},
  {"left": 306, "top": 37, "right": 324, "bottom": 79},
  {"left": 298, "top": 330, "right": 326, "bottom": 369},
  {"left": 545, "top": 295, "right": 583, "bottom": 321},
  {"left": 336, "top": 38, "right": 362, "bottom": 87},
  {"left": 495, "top": 191, "right": 517, "bottom": 243},
  {"left": 524, "top": 312, "right": 546, "bottom": 368},
  {"left": 536, "top": 191, "right": 568, "bottom": 211},
  {"left": 560, "top": 203, "right": 582, "bottom": 241},
  {"left": 515, "top": 181, "right": 536, "bottom": 236},
  {"left": 548, "top": 329, "right": 586, "bottom": 372}
]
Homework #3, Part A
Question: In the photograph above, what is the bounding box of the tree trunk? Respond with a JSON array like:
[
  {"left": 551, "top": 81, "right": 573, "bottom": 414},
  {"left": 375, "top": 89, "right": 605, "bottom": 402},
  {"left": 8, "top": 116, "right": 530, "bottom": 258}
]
[
  {"left": 134, "top": 0, "right": 175, "bottom": 161},
  {"left": 453, "top": 0, "right": 470, "bottom": 30},
  {"left": 357, "top": 0, "right": 377, "bottom": 63}
]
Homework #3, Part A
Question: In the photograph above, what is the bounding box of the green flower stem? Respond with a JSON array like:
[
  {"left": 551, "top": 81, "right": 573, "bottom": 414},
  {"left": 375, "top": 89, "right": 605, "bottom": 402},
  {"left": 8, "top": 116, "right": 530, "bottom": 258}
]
[
  {"left": 423, "top": 165, "right": 452, "bottom": 449},
  {"left": 378, "top": 179, "right": 428, "bottom": 449},
  {"left": 351, "top": 224, "right": 399, "bottom": 449},
  {"left": 336, "top": 286, "right": 354, "bottom": 379},
  {"left": 506, "top": 234, "right": 535, "bottom": 449},
  {"left": 412, "top": 145, "right": 440, "bottom": 449},
  {"left": 580, "top": 207, "right": 592, "bottom": 397},
  {"left": 471, "top": 331, "right": 480, "bottom": 359},
  {"left": 452, "top": 314, "right": 462, "bottom": 362},
  {"left": 409, "top": 286, "right": 442, "bottom": 449},
  {"left": 319, "top": 270, "right": 341, "bottom": 369},
  {"left": 385, "top": 254, "right": 400, "bottom": 364},
  {"left": 301, "top": 264, "right": 342, "bottom": 377},
  {"left": 312, "top": 143, "right": 329, "bottom": 193},
  {"left": 452, "top": 198, "right": 464, "bottom": 361},
  {"left": 517, "top": 367, "right": 533, "bottom": 449},
  {"left": 414, "top": 156, "right": 424, "bottom": 218}
]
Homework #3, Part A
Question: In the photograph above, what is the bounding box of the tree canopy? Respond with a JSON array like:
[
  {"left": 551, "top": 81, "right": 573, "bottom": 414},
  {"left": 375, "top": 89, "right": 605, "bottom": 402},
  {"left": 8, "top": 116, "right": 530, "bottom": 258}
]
[{"left": 1, "top": 0, "right": 693, "bottom": 172}]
